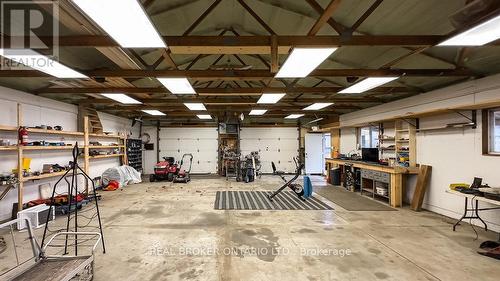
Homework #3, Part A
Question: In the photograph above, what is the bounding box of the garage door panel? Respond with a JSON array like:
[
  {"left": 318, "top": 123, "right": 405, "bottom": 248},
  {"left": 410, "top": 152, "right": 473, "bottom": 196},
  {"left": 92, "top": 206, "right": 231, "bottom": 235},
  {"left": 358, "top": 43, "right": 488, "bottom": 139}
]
[
  {"left": 159, "top": 128, "right": 218, "bottom": 174},
  {"left": 240, "top": 127, "right": 298, "bottom": 174}
]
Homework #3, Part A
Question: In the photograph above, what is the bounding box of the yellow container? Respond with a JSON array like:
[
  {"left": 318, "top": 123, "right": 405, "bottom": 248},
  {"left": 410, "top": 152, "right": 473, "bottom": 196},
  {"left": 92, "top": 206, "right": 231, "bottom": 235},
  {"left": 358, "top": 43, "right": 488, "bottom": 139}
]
[
  {"left": 449, "top": 183, "right": 469, "bottom": 190},
  {"left": 12, "top": 158, "right": 32, "bottom": 174}
]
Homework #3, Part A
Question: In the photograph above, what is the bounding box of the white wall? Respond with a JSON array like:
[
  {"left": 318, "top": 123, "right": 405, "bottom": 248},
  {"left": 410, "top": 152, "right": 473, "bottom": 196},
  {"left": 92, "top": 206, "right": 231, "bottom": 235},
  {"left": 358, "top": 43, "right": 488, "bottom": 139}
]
[
  {"left": 142, "top": 126, "right": 158, "bottom": 175},
  {"left": 338, "top": 74, "right": 500, "bottom": 232},
  {"left": 0, "top": 85, "right": 138, "bottom": 221}
]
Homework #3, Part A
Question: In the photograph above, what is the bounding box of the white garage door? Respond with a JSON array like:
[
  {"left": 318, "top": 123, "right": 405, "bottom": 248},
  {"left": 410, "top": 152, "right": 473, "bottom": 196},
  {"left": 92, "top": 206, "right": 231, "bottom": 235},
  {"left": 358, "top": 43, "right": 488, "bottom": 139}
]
[
  {"left": 159, "top": 128, "right": 218, "bottom": 174},
  {"left": 240, "top": 127, "right": 299, "bottom": 173}
]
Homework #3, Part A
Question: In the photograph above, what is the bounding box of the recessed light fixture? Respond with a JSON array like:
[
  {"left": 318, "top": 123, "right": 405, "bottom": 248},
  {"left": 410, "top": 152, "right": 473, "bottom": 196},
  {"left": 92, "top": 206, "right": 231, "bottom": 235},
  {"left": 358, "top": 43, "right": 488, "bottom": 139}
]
[
  {"left": 285, "top": 114, "right": 305, "bottom": 119},
  {"left": 438, "top": 14, "right": 500, "bottom": 46},
  {"left": 303, "top": 103, "right": 333, "bottom": 110},
  {"left": 157, "top": 78, "right": 196, "bottom": 94},
  {"left": 101, "top": 93, "right": 142, "bottom": 104},
  {"left": 249, "top": 109, "right": 267, "bottom": 116},
  {"left": 275, "top": 48, "right": 337, "bottom": 78},
  {"left": 72, "top": 0, "right": 166, "bottom": 48},
  {"left": 257, "top": 93, "right": 286, "bottom": 104},
  {"left": 142, "top": 110, "right": 165, "bottom": 116},
  {"left": 184, "top": 103, "right": 206, "bottom": 111},
  {"left": 197, "top": 114, "right": 212, "bottom": 120},
  {"left": 339, "top": 77, "right": 399, "bottom": 94},
  {"left": 0, "top": 49, "right": 87, "bottom": 78}
]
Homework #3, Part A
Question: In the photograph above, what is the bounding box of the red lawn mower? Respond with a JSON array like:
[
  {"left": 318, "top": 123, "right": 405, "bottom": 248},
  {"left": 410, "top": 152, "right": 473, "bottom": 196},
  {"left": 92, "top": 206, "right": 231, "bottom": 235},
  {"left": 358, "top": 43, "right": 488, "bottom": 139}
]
[
  {"left": 150, "top": 154, "right": 193, "bottom": 183},
  {"left": 150, "top": 157, "right": 177, "bottom": 182}
]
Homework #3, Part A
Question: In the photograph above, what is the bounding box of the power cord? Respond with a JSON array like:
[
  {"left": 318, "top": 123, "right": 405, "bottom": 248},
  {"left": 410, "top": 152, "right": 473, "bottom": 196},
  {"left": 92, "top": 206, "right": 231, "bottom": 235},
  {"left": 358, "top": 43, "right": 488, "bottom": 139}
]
[{"left": 470, "top": 196, "right": 478, "bottom": 241}]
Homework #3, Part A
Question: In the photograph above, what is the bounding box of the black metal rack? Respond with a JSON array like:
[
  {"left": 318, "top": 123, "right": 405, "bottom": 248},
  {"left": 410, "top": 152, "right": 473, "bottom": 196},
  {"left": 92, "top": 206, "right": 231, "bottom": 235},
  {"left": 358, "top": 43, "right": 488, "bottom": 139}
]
[{"left": 126, "top": 139, "right": 143, "bottom": 172}]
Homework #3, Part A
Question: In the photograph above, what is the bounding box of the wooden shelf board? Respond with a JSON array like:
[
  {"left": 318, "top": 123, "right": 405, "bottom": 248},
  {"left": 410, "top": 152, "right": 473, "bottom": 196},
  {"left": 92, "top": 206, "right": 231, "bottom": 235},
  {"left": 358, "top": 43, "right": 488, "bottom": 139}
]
[
  {"left": 21, "top": 145, "right": 75, "bottom": 151},
  {"left": 89, "top": 154, "right": 124, "bottom": 159},
  {"left": 88, "top": 145, "right": 124, "bottom": 149},
  {"left": 416, "top": 124, "right": 474, "bottom": 132},
  {"left": 26, "top": 128, "right": 84, "bottom": 136},
  {"left": 0, "top": 146, "right": 18, "bottom": 151},
  {"left": 22, "top": 170, "right": 68, "bottom": 182},
  {"left": 89, "top": 133, "right": 123, "bottom": 139},
  {"left": 0, "top": 125, "right": 18, "bottom": 131}
]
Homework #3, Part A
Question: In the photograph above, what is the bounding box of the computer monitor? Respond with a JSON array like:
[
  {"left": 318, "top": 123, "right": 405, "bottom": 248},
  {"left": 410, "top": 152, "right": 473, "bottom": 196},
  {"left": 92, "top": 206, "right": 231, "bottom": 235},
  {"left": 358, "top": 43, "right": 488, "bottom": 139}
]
[{"left": 362, "top": 148, "right": 379, "bottom": 163}]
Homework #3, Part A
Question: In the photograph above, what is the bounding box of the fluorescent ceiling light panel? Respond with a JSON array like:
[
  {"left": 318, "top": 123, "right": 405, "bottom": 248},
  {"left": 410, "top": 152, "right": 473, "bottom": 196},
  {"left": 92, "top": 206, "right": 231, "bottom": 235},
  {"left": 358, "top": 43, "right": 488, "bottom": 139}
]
[
  {"left": 72, "top": 0, "right": 166, "bottom": 48},
  {"left": 158, "top": 78, "right": 196, "bottom": 94},
  {"left": 303, "top": 103, "right": 333, "bottom": 110},
  {"left": 339, "top": 77, "right": 399, "bottom": 94},
  {"left": 275, "top": 48, "right": 337, "bottom": 78},
  {"left": 285, "top": 114, "right": 305, "bottom": 119},
  {"left": 101, "top": 93, "right": 142, "bottom": 104},
  {"left": 249, "top": 109, "right": 267, "bottom": 116},
  {"left": 142, "top": 110, "right": 165, "bottom": 116},
  {"left": 438, "top": 14, "right": 500, "bottom": 46},
  {"left": 184, "top": 103, "right": 206, "bottom": 111},
  {"left": 257, "top": 93, "right": 285, "bottom": 104},
  {"left": 0, "top": 49, "right": 87, "bottom": 78},
  {"left": 197, "top": 115, "right": 212, "bottom": 120}
]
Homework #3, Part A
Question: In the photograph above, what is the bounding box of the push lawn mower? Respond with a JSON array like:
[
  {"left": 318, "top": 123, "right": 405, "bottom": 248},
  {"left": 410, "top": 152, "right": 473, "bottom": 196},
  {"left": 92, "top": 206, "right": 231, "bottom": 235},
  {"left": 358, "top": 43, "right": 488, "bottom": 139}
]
[
  {"left": 150, "top": 157, "right": 176, "bottom": 182},
  {"left": 173, "top": 153, "right": 193, "bottom": 183}
]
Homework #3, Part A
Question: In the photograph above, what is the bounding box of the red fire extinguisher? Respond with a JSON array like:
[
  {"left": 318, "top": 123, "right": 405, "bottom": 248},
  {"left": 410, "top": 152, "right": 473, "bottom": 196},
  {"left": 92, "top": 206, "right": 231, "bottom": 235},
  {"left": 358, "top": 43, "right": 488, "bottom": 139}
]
[{"left": 19, "top": 127, "right": 28, "bottom": 145}]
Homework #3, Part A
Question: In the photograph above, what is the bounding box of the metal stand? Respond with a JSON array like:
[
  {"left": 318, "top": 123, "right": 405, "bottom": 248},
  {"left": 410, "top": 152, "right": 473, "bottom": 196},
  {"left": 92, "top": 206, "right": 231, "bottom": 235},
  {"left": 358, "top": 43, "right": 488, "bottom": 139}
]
[
  {"left": 453, "top": 197, "right": 488, "bottom": 232},
  {"left": 453, "top": 196, "right": 500, "bottom": 242},
  {"left": 41, "top": 143, "right": 106, "bottom": 255}
]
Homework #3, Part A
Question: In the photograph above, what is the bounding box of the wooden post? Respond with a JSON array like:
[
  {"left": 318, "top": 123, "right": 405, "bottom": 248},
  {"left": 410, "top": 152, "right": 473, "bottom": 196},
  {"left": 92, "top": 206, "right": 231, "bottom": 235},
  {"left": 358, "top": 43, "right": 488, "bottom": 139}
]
[
  {"left": 390, "top": 173, "right": 403, "bottom": 207},
  {"left": 17, "top": 148, "right": 23, "bottom": 212},
  {"left": 409, "top": 119, "right": 417, "bottom": 167},
  {"left": 331, "top": 128, "right": 340, "bottom": 158},
  {"left": 122, "top": 135, "right": 128, "bottom": 165},
  {"left": 17, "top": 103, "right": 23, "bottom": 212},
  {"left": 84, "top": 116, "right": 90, "bottom": 175}
]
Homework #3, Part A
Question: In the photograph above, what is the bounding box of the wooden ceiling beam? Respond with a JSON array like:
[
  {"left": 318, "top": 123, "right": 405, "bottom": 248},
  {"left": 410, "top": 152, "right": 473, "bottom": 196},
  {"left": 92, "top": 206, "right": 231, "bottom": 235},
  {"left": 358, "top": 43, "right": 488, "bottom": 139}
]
[
  {"left": 349, "top": 0, "right": 383, "bottom": 33},
  {"left": 183, "top": 0, "right": 223, "bottom": 36},
  {"left": 36, "top": 86, "right": 412, "bottom": 95},
  {"left": 6, "top": 35, "right": 463, "bottom": 51},
  {"left": 236, "top": 0, "right": 276, "bottom": 35},
  {"left": 5, "top": 68, "right": 471, "bottom": 78},
  {"left": 308, "top": 0, "right": 342, "bottom": 36},
  {"left": 305, "top": 0, "right": 345, "bottom": 34}
]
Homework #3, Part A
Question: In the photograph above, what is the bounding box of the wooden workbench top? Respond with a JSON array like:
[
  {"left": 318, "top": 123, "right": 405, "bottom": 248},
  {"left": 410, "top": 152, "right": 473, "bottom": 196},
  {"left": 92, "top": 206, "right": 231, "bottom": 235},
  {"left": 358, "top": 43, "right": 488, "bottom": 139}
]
[{"left": 325, "top": 158, "right": 419, "bottom": 175}]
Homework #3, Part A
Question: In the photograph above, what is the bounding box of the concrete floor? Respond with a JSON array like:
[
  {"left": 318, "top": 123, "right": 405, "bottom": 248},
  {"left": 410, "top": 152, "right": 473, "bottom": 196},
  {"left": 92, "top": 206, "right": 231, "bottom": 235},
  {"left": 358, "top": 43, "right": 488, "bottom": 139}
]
[{"left": 2, "top": 175, "right": 499, "bottom": 280}]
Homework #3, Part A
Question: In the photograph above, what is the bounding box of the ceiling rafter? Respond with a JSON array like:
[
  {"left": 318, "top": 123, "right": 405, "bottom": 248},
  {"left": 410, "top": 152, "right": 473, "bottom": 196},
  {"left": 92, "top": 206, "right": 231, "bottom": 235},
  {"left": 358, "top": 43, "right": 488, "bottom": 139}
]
[
  {"left": 256, "top": 0, "right": 481, "bottom": 72},
  {"left": 308, "top": 0, "right": 342, "bottom": 36},
  {"left": 349, "top": 0, "right": 384, "bottom": 33},
  {"left": 305, "top": 0, "right": 345, "bottom": 34},
  {"left": 183, "top": 0, "right": 223, "bottom": 36},
  {"left": 236, "top": 0, "right": 276, "bottom": 35}
]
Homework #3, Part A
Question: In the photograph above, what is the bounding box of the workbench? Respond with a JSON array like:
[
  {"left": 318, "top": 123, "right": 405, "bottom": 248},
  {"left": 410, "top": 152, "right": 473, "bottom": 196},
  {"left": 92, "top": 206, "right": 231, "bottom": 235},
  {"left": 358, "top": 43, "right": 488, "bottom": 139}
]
[{"left": 325, "top": 158, "right": 419, "bottom": 207}]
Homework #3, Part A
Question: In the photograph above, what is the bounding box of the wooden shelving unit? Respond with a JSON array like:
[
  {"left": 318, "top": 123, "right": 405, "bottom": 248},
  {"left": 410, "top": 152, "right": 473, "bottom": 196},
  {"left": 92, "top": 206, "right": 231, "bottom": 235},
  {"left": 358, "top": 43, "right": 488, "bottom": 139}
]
[
  {"left": 0, "top": 105, "right": 128, "bottom": 212},
  {"left": 378, "top": 120, "right": 416, "bottom": 168},
  {"left": 395, "top": 119, "right": 417, "bottom": 168}
]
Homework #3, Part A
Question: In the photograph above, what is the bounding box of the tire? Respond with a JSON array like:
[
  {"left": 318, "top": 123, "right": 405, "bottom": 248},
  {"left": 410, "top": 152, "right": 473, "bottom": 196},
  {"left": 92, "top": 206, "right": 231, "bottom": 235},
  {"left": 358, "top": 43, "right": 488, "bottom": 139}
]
[
  {"left": 149, "top": 174, "right": 155, "bottom": 182},
  {"left": 167, "top": 173, "right": 174, "bottom": 182}
]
